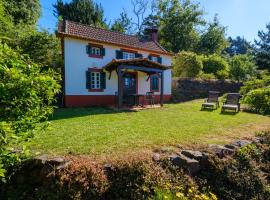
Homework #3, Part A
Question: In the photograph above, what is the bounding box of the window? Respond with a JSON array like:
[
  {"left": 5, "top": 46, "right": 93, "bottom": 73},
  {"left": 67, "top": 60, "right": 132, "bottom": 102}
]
[
  {"left": 150, "top": 75, "right": 159, "bottom": 91},
  {"left": 123, "top": 52, "right": 135, "bottom": 60},
  {"left": 86, "top": 44, "right": 105, "bottom": 58},
  {"left": 91, "top": 47, "right": 101, "bottom": 56},
  {"left": 151, "top": 56, "right": 158, "bottom": 63},
  {"left": 91, "top": 72, "right": 101, "bottom": 89}
]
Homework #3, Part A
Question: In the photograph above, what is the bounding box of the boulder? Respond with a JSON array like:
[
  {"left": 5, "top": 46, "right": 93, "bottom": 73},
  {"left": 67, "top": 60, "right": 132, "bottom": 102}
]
[
  {"left": 209, "top": 144, "right": 235, "bottom": 158},
  {"left": 180, "top": 150, "right": 203, "bottom": 160},
  {"left": 170, "top": 153, "right": 200, "bottom": 175},
  {"left": 231, "top": 140, "right": 252, "bottom": 147}
]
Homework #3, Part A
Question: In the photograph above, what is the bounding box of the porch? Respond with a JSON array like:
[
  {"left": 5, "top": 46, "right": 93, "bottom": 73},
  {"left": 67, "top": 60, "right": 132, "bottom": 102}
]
[{"left": 103, "top": 58, "right": 171, "bottom": 109}]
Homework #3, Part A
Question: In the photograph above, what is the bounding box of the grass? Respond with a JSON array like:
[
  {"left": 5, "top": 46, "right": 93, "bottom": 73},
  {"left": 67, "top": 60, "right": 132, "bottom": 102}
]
[{"left": 24, "top": 100, "right": 270, "bottom": 158}]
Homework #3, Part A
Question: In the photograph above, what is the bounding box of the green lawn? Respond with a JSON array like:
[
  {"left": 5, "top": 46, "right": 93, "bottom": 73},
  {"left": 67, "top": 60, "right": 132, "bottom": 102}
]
[{"left": 25, "top": 100, "right": 270, "bottom": 157}]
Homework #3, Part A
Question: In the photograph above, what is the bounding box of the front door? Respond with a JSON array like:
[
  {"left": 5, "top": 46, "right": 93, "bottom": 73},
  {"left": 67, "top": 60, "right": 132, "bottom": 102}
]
[{"left": 123, "top": 73, "right": 136, "bottom": 96}]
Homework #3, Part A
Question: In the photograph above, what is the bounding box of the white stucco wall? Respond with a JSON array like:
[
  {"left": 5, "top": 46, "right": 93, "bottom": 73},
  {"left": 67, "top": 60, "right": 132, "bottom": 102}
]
[{"left": 64, "top": 37, "right": 172, "bottom": 95}]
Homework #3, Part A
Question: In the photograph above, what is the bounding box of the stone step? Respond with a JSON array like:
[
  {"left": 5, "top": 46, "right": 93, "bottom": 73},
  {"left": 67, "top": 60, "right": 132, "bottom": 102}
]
[{"left": 170, "top": 153, "right": 200, "bottom": 175}]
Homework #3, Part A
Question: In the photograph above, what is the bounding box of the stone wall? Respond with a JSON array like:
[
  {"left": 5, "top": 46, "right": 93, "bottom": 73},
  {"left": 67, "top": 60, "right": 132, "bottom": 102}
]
[{"left": 172, "top": 78, "right": 243, "bottom": 102}]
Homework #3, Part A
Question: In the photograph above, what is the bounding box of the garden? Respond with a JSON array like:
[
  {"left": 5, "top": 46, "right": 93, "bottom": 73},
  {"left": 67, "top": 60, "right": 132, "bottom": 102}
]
[{"left": 1, "top": 0, "right": 270, "bottom": 199}]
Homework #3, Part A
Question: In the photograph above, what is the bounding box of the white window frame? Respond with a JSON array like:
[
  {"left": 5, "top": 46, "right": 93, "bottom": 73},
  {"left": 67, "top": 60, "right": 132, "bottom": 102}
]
[
  {"left": 91, "top": 47, "right": 101, "bottom": 56},
  {"left": 123, "top": 52, "right": 135, "bottom": 60},
  {"left": 91, "top": 72, "right": 101, "bottom": 89}
]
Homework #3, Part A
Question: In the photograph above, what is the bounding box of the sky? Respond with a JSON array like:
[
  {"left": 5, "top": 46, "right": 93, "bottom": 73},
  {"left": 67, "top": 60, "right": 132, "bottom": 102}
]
[{"left": 39, "top": 0, "right": 270, "bottom": 42}]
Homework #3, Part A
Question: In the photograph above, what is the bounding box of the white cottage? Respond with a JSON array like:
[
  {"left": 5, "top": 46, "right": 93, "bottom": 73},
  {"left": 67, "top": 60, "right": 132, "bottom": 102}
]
[{"left": 57, "top": 20, "right": 173, "bottom": 108}]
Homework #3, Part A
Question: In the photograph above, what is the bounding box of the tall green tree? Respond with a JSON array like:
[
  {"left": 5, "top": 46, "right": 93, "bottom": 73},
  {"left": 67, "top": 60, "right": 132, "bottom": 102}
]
[
  {"left": 158, "top": 0, "right": 205, "bottom": 53},
  {"left": 254, "top": 23, "right": 270, "bottom": 70},
  {"left": 19, "top": 30, "right": 62, "bottom": 70},
  {"left": 197, "top": 15, "right": 228, "bottom": 55},
  {"left": 229, "top": 54, "right": 257, "bottom": 82},
  {"left": 3, "top": 0, "right": 41, "bottom": 26},
  {"left": 111, "top": 11, "right": 133, "bottom": 34},
  {"left": 53, "top": 0, "right": 107, "bottom": 28},
  {"left": 225, "top": 36, "right": 252, "bottom": 56}
]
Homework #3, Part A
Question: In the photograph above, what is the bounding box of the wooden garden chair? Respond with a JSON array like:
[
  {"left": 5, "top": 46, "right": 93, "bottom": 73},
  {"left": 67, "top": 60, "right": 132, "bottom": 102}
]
[
  {"left": 221, "top": 93, "right": 241, "bottom": 113},
  {"left": 201, "top": 91, "right": 220, "bottom": 110}
]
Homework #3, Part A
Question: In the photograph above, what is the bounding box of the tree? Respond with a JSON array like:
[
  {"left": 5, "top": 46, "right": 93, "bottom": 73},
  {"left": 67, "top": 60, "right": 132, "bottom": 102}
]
[
  {"left": 158, "top": 0, "right": 205, "bottom": 53},
  {"left": 0, "top": 43, "right": 60, "bottom": 180},
  {"left": 202, "top": 54, "right": 229, "bottom": 79},
  {"left": 0, "top": 1, "right": 13, "bottom": 38},
  {"left": 229, "top": 55, "right": 257, "bottom": 82},
  {"left": 111, "top": 11, "right": 133, "bottom": 34},
  {"left": 173, "top": 51, "right": 203, "bottom": 77},
  {"left": 197, "top": 15, "right": 228, "bottom": 55},
  {"left": 131, "top": 0, "right": 149, "bottom": 35},
  {"left": 19, "top": 30, "right": 62, "bottom": 70},
  {"left": 3, "top": 0, "right": 41, "bottom": 26},
  {"left": 254, "top": 23, "right": 270, "bottom": 70},
  {"left": 225, "top": 36, "right": 252, "bottom": 56},
  {"left": 53, "top": 0, "right": 107, "bottom": 28}
]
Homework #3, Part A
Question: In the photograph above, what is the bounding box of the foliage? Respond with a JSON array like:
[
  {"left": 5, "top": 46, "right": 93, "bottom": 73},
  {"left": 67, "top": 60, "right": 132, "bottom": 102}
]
[
  {"left": 0, "top": 1, "right": 13, "bottom": 39},
  {"left": 3, "top": 0, "right": 41, "bottom": 26},
  {"left": 53, "top": 0, "right": 107, "bottom": 28},
  {"left": 0, "top": 43, "right": 61, "bottom": 180},
  {"left": 243, "top": 87, "right": 270, "bottom": 114},
  {"left": 111, "top": 10, "right": 133, "bottom": 34},
  {"left": 202, "top": 54, "right": 229, "bottom": 79},
  {"left": 225, "top": 36, "right": 253, "bottom": 56},
  {"left": 18, "top": 30, "right": 62, "bottom": 70},
  {"left": 254, "top": 23, "right": 270, "bottom": 70},
  {"left": 240, "top": 75, "right": 270, "bottom": 95},
  {"left": 229, "top": 54, "right": 257, "bottom": 81},
  {"left": 198, "top": 73, "right": 216, "bottom": 80},
  {"left": 158, "top": 0, "right": 205, "bottom": 53},
  {"left": 173, "top": 51, "right": 203, "bottom": 77},
  {"left": 197, "top": 131, "right": 270, "bottom": 200},
  {"left": 197, "top": 15, "right": 228, "bottom": 55}
]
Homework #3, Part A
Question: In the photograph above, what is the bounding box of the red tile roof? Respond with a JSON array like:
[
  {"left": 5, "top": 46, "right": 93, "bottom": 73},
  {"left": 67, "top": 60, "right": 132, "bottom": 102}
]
[{"left": 57, "top": 20, "right": 172, "bottom": 56}]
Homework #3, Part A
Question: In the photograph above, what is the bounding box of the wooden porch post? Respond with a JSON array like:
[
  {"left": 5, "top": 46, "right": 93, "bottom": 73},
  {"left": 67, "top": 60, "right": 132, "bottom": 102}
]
[
  {"left": 160, "top": 71, "right": 164, "bottom": 107},
  {"left": 117, "top": 66, "right": 123, "bottom": 109}
]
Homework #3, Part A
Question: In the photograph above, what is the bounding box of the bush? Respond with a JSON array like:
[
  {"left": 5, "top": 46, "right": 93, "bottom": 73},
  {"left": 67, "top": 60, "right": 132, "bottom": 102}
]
[
  {"left": 229, "top": 55, "right": 257, "bottom": 82},
  {"left": 240, "top": 75, "right": 270, "bottom": 95},
  {"left": 173, "top": 51, "right": 203, "bottom": 78},
  {"left": 0, "top": 43, "right": 60, "bottom": 180},
  {"left": 243, "top": 87, "right": 270, "bottom": 114},
  {"left": 198, "top": 73, "right": 216, "bottom": 80},
  {"left": 202, "top": 54, "right": 229, "bottom": 79}
]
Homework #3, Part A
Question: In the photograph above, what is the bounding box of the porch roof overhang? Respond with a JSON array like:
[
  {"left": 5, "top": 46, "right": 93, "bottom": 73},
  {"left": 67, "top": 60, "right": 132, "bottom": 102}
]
[{"left": 102, "top": 58, "right": 171, "bottom": 73}]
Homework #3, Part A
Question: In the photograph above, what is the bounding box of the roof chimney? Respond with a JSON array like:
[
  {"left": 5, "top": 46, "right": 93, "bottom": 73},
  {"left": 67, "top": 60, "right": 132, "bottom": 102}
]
[{"left": 145, "top": 27, "right": 159, "bottom": 42}]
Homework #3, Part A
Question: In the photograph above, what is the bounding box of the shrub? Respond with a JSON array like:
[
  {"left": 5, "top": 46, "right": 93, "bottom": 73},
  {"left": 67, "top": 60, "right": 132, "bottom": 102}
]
[
  {"left": 0, "top": 43, "right": 60, "bottom": 180},
  {"left": 229, "top": 54, "right": 257, "bottom": 82},
  {"left": 202, "top": 54, "right": 229, "bottom": 79},
  {"left": 240, "top": 75, "right": 270, "bottom": 95},
  {"left": 198, "top": 73, "right": 216, "bottom": 80},
  {"left": 173, "top": 51, "right": 203, "bottom": 78},
  {"left": 243, "top": 87, "right": 270, "bottom": 114}
]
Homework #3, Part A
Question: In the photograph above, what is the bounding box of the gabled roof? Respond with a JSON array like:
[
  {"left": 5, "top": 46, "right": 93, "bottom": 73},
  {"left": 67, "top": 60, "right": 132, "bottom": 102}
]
[
  {"left": 103, "top": 58, "right": 171, "bottom": 72},
  {"left": 57, "top": 20, "right": 173, "bottom": 56}
]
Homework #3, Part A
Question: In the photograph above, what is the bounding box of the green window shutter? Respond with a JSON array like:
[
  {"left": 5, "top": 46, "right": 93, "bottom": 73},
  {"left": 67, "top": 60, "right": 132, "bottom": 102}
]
[
  {"left": 135, "top": 53, "right": 143, "bottom": 58},
  {"left": 86, "top": 71, "right": 92, "bottom": 89},
  {"left": 148, "top": 55, "right": 152, "bottom": 61},
  {"left": 151, "top": 76, "right": 159, "bottom": 91},
  {"left": 116, "top": 50, "right": 123, "bottom": 59},
  {"left": 158, "top": 57, "right": 162, "bottom": 64},
  {"left": 101, "top": 48, "right": 106, "bottom": 56},
  {"left": 86, "top": 45, "right": 92, "bottom": 55},
  {"left": 100, "top": 72, "right": 106, "bottom": 89}
]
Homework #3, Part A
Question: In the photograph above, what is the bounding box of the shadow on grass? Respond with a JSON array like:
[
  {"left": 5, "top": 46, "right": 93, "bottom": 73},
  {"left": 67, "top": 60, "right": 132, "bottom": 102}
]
[{"left": 49, "top": 107, "right": 137, "bottom": 121}]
